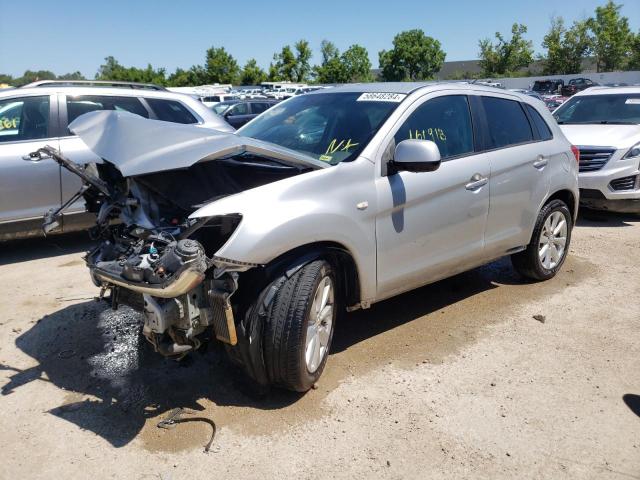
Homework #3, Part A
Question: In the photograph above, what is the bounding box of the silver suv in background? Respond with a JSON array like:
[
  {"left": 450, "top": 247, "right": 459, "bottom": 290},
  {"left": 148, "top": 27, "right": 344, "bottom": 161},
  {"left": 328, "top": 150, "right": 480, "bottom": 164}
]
[
  {"left": 41, "top": 83, "right": 579, "bottom": 392},
  {"left": 0, "top": 80, "right": 233, "bottom": 240},
  {"left": 554, "top": 86, "right": 640, "bottom": 213}
]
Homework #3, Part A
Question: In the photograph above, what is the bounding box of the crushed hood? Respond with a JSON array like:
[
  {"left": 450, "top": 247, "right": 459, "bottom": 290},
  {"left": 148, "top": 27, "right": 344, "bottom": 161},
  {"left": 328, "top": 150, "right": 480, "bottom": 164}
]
[
  {"left": 69, "top": 110, "right": 329, "bottom": 177},
  {"left": 559, "top": 124, "right": 640, "bottom": 149}
]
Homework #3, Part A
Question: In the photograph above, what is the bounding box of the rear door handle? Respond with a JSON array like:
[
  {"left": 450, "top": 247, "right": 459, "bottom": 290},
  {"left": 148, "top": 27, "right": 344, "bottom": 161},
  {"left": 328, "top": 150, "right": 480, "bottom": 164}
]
[
  {"left": 465, "top": 173, "right": 488, "bottom": 191},
  {"left": 533, "top": 156, "right": 548, "bottom": 169}
]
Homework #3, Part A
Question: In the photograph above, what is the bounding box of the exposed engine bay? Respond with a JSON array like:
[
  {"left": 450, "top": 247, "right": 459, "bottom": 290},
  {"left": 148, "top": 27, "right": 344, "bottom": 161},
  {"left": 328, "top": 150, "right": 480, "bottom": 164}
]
[{"left": 28, "top": 142, "right": 309, "bottom": 359}]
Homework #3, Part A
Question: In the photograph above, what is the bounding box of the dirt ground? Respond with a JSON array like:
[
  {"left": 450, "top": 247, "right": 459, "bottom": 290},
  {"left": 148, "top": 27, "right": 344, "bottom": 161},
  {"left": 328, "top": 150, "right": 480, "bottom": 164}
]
[{"left": 0, "top": 210, "right": 639, "bottom": 480}]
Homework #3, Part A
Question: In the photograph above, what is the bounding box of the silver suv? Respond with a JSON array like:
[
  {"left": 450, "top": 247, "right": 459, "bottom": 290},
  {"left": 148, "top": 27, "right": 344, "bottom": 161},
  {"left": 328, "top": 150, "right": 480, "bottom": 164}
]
[
  {"left": 0, "top": 80, "right": 233, "bottom": 240},
  {"left": 37, "top": 83, "right": 578, "bottom": 392}
]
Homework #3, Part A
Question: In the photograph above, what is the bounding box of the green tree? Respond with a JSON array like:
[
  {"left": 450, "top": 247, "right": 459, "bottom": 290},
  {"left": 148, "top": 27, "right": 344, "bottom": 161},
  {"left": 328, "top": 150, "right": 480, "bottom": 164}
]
[
  {"left": 379, "top": 29, "right": 446, "bottom": 81},
  {"left": 204, "top": 46, "right": 240, "bottom": 84},
  {"left": 314, "top": 40, "right": 346, "bottom": 83},
  {"left": 17, "top": 70, "right": 57, "bottom": 85},
  {"left": 628, "top": 31, "right": 640, "bottom": 70},
  {"left": 292, "top": 40, "right": 313, "bottom": 82},
  {"left": 0, "top": 73, "right": 14, "bottom": 85},
  {"left": 57, "top": 71, "right": 86, "bottom": 80},
  {"left": 587, "top": 1, "right": 632, "bottom": 72},
  {"left": 314, "top": 41, "right": 372, "bottom": 83},
  {"left": 341, "top": 44, "right": 373, "bottom": 82},
  {"left": 478, "top": 23, "right": 533, "bottom": 76},
  {"left": 95, "top": 56, "right": 126, "bottom": 80},
  {"left": 542, "top": 17, "right": 592, "bottom": 74},
  {"left": 271, "top": 45, "right": 297, "bottom": 81},
  {"left": 320, "top": 40, "right": 339, "bottom": 65},
  {"left": 240, "top": 58, "right": 267, "bottom": 85}
]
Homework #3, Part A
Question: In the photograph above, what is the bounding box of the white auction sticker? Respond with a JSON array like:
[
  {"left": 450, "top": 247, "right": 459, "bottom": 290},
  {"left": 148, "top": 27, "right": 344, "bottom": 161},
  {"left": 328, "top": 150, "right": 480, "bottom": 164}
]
[
  {"left": 625, "top": 98, "right": 640, "bottom": 104},
  {"left": 357, "top": 92, "right": 407, "bottom": 102}
]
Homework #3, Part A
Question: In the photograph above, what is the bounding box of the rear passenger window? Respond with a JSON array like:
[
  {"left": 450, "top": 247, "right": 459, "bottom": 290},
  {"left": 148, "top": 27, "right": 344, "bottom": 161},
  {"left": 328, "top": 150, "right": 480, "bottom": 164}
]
[
  {"left": 0, "top": 96, "right": 50, "bottom": 143},
  {"left": 229, "top": 103, "right": 249, "bottom": 116},
  {"left": 66, "top": 95, "right": 148, "bottom": 126},
  {"left": 525, "top": 104, "right": 553, "bottom": 141},
  {"left": 481, "top": 97, "right": 533, "bottom": 149},
  {"left": 146, "top": 98, "right": 198, "bottom": 124},
  {"left": 251, "top": 102, "right": 269, "bottom": 114},
  {"left": 394, "top": 95, "right": 474, "bottom": 160}
]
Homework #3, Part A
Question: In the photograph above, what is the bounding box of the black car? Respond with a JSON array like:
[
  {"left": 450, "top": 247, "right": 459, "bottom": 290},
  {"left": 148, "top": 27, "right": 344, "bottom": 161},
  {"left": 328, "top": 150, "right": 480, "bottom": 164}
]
[
  {"left": 561, "top": 78, "right": 597, "bottom": 97},
  {"left": 211, "top": 99, "right": 279, "bottom": 128},
  {"left": 532, "top": 79, "right": 564, "bottom": 95}
]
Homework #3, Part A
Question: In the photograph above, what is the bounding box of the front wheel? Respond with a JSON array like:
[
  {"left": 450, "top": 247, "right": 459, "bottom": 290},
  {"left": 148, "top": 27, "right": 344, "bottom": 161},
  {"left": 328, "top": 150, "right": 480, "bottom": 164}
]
[
  {"left": 511, "top": 199, "right": 572, "bottom": 281},
  {"left": 262, "top": 260, "right": 337, "bottom": 392}
]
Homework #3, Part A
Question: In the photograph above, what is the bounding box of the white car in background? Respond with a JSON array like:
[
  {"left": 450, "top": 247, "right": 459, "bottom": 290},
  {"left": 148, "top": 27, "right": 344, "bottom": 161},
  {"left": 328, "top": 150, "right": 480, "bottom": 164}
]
[
  {"left": 554, "top": 86, "right": 640, "bottom": 213},
  {"left": 200, "top": 93, "right": 238, "bottom": 107}
]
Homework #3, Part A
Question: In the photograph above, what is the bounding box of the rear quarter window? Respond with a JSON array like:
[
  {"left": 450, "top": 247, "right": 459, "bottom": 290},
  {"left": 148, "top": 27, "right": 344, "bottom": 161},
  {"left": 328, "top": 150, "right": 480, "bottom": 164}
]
[
  {"left": 145, "top": 98, "right": 198, "bottom": 124},
  {"left": 480, "top": 97, "right": 533, "bottom": 149},
  {"left": 525, "top": 104, "right": 553, "bottom": 141}
]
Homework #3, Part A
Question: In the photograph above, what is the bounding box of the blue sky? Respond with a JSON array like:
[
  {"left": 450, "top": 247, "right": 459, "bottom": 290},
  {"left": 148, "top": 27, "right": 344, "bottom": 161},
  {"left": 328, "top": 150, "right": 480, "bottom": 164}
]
[{"left": 1, "top": 0, "right": 638, "bottom": 78}]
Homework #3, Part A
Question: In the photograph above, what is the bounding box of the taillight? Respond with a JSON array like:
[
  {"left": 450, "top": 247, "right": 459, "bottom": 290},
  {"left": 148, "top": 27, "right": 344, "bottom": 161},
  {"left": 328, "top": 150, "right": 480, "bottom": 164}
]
[{"left": 571, "top": 145, "right": 580, "bottom": 163}]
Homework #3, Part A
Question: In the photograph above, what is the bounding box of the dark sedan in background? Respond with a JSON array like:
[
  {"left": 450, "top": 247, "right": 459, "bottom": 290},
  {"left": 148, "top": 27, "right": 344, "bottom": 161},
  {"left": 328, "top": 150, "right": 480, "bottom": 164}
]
[
  {"left": 211, "top": 99, "right": 279, "bottom": 128},
  {"left": 561, "top": 78, "right": 598, "bottom": 97}
]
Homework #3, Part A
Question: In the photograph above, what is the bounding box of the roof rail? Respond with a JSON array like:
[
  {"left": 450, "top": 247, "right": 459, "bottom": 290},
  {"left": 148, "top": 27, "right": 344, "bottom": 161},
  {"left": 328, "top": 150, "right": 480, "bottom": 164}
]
[{"left": 20, "top": 80, "right": 167, "bottom": 91}]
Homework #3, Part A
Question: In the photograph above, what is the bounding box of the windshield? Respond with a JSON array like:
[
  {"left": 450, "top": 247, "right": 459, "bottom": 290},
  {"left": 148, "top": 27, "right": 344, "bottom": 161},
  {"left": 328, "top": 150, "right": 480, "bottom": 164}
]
[
  {"left": 554, "top": 94, "right": 640, "bottom": 124},
  {"left": 237, "top": 92, "right": 400, "bottom": 164}
]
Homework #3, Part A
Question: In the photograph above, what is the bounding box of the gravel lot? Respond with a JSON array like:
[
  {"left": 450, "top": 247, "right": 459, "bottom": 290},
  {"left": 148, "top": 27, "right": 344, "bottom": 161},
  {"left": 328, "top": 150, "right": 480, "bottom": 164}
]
[{"left": 1, "top": 211, "right": 639, "bottom": 479}]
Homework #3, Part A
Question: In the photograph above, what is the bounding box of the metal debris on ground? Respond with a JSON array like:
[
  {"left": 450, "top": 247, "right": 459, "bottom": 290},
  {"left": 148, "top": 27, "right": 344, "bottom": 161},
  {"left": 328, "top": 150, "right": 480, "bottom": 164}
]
[
  {"left": 157, "top": 407, "right": 217, "bottom": 453},
  {"left": 533, "top": 314, "right": 546, "bottom": 323}
]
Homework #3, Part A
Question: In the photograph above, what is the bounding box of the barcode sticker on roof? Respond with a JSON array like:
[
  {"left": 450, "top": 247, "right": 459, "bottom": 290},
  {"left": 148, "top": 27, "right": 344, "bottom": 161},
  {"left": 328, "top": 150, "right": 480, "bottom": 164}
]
[
  {"left": 625, "top": 98, "right": 640, "bottom": 104},
  {"left": 357, "top": 92, "right": 407, "bottom": 102}
]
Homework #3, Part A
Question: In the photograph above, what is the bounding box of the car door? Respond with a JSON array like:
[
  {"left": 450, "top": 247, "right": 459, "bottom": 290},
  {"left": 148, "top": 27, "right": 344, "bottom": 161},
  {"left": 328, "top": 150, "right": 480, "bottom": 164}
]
[
  {"left": 375, "top": 93, "right": 490, "bottom": 299},
  {"left": 0, "top": 94, "right": 61, "bottom": 224},
  {"left": 475, "top": 95, "right": 550, "bottom": 256},
  {"left": 58, "top": 94, "right": 152, "bottom": 216}
]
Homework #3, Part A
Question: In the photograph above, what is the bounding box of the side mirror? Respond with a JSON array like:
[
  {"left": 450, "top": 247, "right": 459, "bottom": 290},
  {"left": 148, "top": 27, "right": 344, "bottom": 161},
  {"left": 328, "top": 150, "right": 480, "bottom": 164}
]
[{"left": 390, "top": 139, "right": 441, "bottom": 174}]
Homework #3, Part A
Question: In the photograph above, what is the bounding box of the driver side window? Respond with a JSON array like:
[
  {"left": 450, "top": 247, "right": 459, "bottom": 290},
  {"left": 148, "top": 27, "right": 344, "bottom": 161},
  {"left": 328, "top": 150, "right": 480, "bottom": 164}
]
[{"left": 393, "top": 95, "right": 474, "bottom": 160}]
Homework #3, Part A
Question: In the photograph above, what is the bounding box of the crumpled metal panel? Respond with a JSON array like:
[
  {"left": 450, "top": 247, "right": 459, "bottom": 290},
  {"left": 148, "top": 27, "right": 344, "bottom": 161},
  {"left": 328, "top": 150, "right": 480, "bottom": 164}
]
[{"left": 69, "top": 110, "right": 328, "bottom": 177}]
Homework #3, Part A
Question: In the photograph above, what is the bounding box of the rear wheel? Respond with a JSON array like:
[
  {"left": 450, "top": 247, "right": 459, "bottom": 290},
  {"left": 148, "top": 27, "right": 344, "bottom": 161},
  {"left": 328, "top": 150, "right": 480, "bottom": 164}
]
[
  {"left": 262, "top": 260, "right": 337, "bottom": 392},
  {"left": 511, "top": 199, "right": 572, "bottom": 281}
]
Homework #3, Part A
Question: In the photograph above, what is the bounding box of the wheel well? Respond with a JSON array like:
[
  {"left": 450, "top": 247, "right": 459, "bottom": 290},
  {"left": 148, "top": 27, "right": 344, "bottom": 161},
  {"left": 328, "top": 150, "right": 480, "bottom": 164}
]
[
  {"left": 259, "top": 241, "right": 361, "bottom": 309},
  {"left": 546, "top": 189, "right": 576, "bottom": 220}
]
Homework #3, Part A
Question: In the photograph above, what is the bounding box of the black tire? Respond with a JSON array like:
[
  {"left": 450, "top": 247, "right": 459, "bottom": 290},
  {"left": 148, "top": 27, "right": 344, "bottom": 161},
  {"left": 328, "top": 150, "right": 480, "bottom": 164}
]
[
  {"left": 261, "top": 259, "right": 337, "bottom": 392},
  {"left": 511, "top": 199, "right": 573, "bottom": 281}
]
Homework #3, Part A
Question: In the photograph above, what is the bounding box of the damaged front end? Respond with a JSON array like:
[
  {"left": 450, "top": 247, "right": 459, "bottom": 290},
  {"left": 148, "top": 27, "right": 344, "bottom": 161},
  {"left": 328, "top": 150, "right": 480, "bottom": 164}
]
[
  {"left": 29, "top": 111, "right": 324, "bottom": 360},
  {"left": 78, "top": 175, "right": 250, "bottom": 356}
]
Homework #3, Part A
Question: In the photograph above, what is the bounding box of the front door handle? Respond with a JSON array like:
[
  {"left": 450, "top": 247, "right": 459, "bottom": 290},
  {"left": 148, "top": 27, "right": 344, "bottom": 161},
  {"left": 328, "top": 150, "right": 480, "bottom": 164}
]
[
  {"left": 465, "top": 173, "right": 488, "bottom": 191},
  {"left": 533, "top": 155, "right": 548, "bottom": 169}
]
